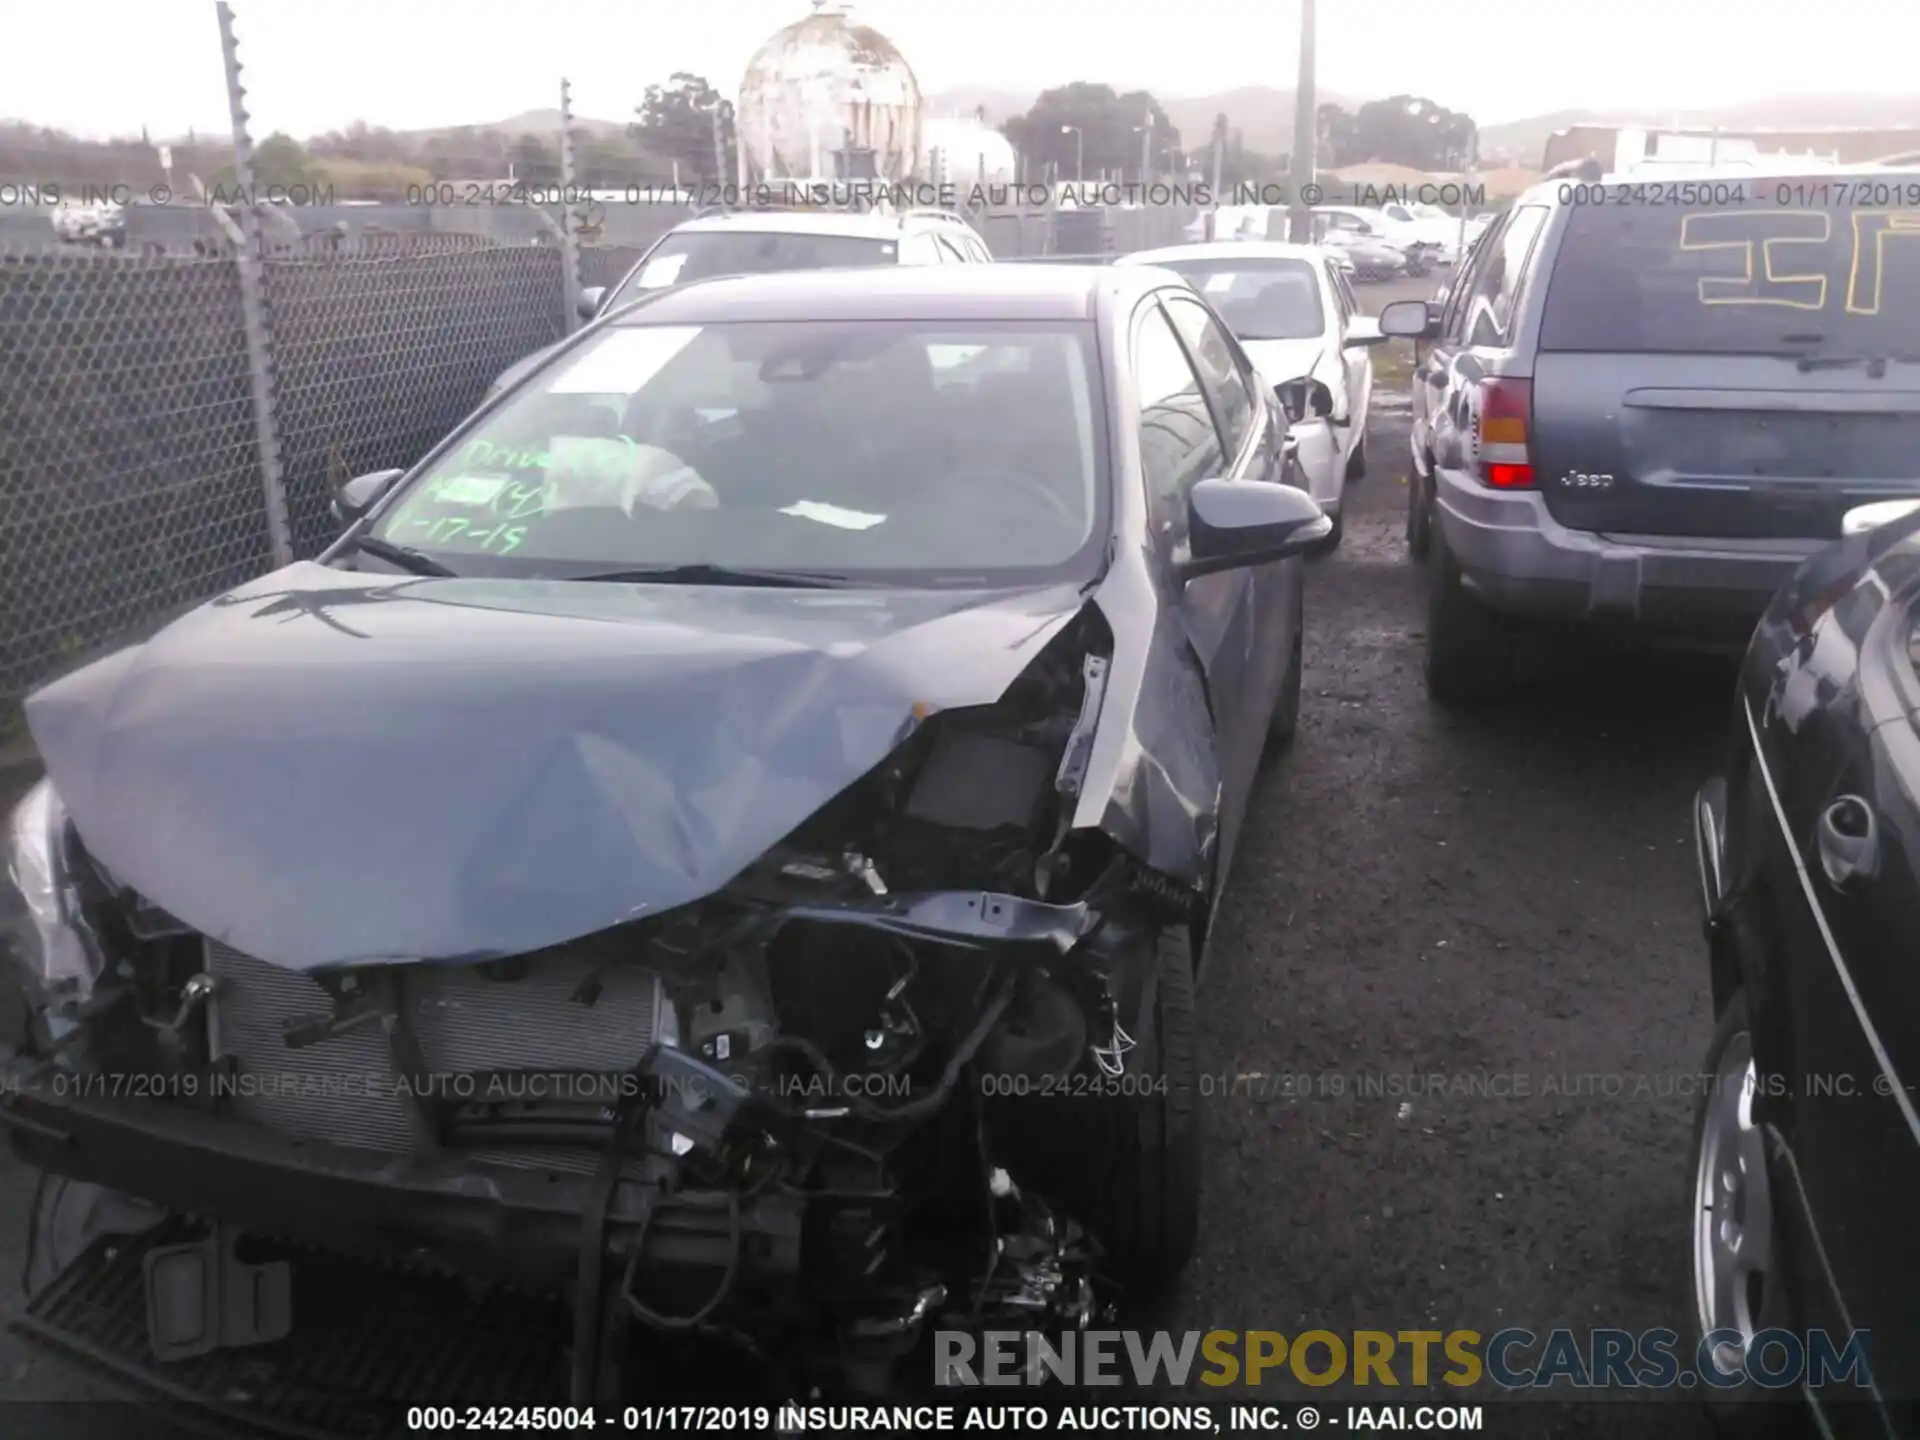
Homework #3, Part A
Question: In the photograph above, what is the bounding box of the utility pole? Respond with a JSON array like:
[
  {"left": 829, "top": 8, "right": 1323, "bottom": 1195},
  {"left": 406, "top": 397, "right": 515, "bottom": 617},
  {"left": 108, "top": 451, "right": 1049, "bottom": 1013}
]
[
  {"left": 1140, "top": 105, "right": 1154, "bottom": 187},
  {"left": 1286, "top": 0, "right": 1317, "bottom": 243}
]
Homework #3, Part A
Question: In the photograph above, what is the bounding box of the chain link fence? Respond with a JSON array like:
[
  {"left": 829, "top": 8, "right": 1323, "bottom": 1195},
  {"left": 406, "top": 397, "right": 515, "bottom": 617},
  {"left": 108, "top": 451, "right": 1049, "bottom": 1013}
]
[{"left": 0, "top": 193, "right": 1202, "bottom": 710}]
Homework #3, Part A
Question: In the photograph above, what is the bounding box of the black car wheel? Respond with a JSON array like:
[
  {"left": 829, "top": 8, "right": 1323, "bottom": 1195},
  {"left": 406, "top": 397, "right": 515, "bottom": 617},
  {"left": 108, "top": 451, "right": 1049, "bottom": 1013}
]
[
  {"left": 1406, "top": 465, "right": 1432, "bottom": 561},
  {"left": 1311, "top": 507, "right": 1345, "bottom": 556},
  {"left": 1425, "top": 522, "right": 1517, "bottom": 706},
  {"left": 1688, "top": 991, "right": 1801, "bottom": 1437},
  {"left": 1077, "top": 925, "right": 1200, "bottom": 1290},
  {"left": 1267, "top": 608, "right": 1304, "bottom": 753}
]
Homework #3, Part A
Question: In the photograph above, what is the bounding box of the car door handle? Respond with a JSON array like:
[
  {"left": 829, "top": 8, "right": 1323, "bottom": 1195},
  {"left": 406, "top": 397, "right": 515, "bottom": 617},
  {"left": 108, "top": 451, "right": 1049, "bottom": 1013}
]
[{"left": 1815, "top": 795, "right": 1879, "bottom": 890}]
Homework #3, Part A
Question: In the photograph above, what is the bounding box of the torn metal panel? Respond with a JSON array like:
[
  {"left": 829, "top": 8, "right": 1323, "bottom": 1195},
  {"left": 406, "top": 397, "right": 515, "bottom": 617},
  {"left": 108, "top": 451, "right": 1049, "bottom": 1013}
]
[{"left": 1068, "top": 562, "right": 1222, "bottom": 892}]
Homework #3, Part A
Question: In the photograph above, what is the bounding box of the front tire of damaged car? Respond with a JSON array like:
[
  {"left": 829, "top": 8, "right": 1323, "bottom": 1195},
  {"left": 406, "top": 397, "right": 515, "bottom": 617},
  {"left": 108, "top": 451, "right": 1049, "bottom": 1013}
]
[{"left": 999, "top": 924, "right": 1201, "bottom": 1292}]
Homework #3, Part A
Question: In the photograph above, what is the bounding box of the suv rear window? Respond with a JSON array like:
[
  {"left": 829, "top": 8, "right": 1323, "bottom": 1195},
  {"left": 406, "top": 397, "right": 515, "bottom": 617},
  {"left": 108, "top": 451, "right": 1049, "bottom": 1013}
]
[
  {"left": 616, "top": 231, "right": 897, "bottom": 301},
  {"left": 1538, "top": 179, "right": 1920, "bottom": 356}
]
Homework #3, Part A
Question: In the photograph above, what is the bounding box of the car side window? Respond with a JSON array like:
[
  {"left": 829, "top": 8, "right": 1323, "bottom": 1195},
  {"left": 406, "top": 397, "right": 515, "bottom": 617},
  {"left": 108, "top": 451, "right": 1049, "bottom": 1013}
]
[
  {"left": 900, "top": 232, "right": 943, "bottom": 265},
  {"left": 1162, "top": 293, "right": 1258, "bottom": 463},
  {"left": 1333, "top": 267, "right": 1361, "bottom": 317},
  {"left": 1323, "top": 260, "right": 1354, "bottom": 325},
  {"left": 1442, "top": 213, "right": 1506, "bottom": 341},
  {"left": 1135, "top": 302, "right": 1226, "bottom": 549},
  {"left": 1460, "top": 204, "right": 1549, "bottom": 347}
]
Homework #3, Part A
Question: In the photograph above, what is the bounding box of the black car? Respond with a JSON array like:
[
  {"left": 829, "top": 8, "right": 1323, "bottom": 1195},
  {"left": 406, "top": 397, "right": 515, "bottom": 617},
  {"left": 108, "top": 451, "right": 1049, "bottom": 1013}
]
[
  {"left": 0, "top": 264, "right": 1328, "bottom": 1406},
  {"left": 1381, "top": 163, "right": 1920, "bottom": 705},
  {"left": 1692, "top": 496, "right": 1920, "bottom": 1437}
]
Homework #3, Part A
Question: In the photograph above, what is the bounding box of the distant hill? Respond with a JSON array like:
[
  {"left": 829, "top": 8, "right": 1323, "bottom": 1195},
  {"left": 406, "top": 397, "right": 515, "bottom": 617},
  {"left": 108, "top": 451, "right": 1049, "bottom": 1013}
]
[
  {"left": 924, "top": 84, "right": 1363, "bottom": 157},
  {"left": 414, "top": 107, "right": 632, "bottom": 141}
]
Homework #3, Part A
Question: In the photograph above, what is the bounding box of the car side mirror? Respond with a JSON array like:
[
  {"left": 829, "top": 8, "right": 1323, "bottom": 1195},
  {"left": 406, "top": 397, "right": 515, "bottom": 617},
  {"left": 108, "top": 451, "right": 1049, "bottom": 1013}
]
[
  {"left": 576, "top": 286, "right": 605, "bottom": 320},
  {"left": 1343, "top": 316, "right": 1387, "bottom": 348},
  {"left": 1842, "top": 498, "right": 1920, "bottom": 536},
  {"left": 331, "top": 468, "right": 405, "bottom": 527},
  {"left": 1180, "top": 479, "right": 1330, "bottom": 578},
  {"left": 1275, "top": 376, "right": 1334, "bottom": 425},
  {"left": 1378, "top": 299, "right": 1439, "bottom": 341}
]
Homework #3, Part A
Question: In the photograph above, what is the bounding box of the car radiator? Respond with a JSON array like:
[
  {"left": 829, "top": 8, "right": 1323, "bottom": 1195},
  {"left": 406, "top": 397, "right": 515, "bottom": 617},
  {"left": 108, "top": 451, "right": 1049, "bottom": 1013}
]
[{"left": 202, "top": 939, "right": 666, "bottom": 1174}]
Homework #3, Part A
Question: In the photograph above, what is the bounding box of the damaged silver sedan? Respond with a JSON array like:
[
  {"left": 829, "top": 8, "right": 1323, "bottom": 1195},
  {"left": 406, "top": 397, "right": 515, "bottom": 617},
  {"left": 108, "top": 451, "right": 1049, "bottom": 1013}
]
[{"left": 0, "top": 263, "right": 1327, "bottom": 1404}]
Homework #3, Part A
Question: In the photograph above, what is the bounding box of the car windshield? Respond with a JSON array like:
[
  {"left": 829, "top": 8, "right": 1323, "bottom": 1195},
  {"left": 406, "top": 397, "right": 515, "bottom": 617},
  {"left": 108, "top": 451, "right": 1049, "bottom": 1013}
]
[
  {"left": 608, "top": 230, "right": 897, "bottom": 306},
  {"left": 370, "top": 319, "right": 1104, "bottom": 582},
  {"left": 1539, "top": 181, "right": 1920, "bottom": 356},
  {"left": 1156, "top": 259, "right": 1326, "bottom": 340}
]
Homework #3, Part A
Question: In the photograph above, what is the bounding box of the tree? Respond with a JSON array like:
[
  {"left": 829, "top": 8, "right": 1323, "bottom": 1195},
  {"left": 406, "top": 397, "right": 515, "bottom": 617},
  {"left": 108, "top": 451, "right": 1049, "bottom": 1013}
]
[
  {"left": 251, "top": 133, "right": 316, "bottom": 187},
  {"left": 632, "top": 72, "right": 737, "bottom": 182},
  {"left": 1317, "top": 103, "right": 1359, "bottom": 167},
  {"left": 506, "top": 134, "right": 561, "bottom": 186},
  {"left": 1344, "top": 95, "right": 1478, "bottom": 170},
  {"left": 1003, "top": 83, "right": 1181, "bottom": 182}
]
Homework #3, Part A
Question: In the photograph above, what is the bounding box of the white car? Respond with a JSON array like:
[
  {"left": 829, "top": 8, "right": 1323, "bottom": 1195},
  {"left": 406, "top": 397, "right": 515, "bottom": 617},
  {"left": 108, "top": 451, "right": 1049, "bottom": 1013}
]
[
  {"left": 1380, "top": 200, "right": 1489, "bottom": 255},
  {"left": 1313, "top": 204, "right": 1472, "bottom": 267},
  {"left": 1118, "top": 241, "right": 1390, "bottom": 549}
]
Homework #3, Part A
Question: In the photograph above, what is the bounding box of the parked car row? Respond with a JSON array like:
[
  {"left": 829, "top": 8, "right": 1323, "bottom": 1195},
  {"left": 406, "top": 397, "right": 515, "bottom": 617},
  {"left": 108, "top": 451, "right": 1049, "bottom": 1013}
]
[
  {"left": 0, "top": 202, "right": 1349, "bottom": 1412},
  {"left": 1371, "top": 158, "right": 1920, "bottom": 1438}
]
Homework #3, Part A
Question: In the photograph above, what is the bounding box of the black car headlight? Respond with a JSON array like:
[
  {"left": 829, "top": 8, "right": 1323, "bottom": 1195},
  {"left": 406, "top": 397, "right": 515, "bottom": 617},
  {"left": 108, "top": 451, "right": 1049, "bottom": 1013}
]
[{"left": 2, "top": 779, "right": 104, "bottom": 1009}]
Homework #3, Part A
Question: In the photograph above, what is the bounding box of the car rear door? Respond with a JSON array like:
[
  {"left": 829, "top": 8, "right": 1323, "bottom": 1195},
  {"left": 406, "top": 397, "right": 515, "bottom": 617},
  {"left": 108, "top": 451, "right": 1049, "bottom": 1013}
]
[
  {"left": 1411, "top": 209, "right": 1511, "bottom": 477},
  {"left": 1528, "top": 180, "right": 1920, "bottom": 542}
]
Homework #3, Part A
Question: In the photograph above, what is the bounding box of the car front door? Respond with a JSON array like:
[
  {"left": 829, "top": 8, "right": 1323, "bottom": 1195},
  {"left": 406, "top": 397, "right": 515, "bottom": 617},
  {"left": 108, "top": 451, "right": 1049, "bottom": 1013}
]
[
  {"left": 1147, "top": 290, "right": 1282, "bottom": 884},
  {"left": 1764, "top": 592, "right": 1920, "bottom": 1403}
]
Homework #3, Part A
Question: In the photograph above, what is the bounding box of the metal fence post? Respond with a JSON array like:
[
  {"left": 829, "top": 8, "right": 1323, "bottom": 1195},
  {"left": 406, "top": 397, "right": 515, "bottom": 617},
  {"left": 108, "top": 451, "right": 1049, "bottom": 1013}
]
[
  {"left": 216, "top": 1, "right": 292, "bottom": 568},
  {"left": 557, "top": 78, "right": 584, "bottom": 332}
]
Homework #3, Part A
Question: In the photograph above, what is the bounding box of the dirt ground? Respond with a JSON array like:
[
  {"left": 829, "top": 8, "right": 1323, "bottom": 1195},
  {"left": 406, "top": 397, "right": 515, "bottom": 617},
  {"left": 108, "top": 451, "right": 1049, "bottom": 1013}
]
[{"left": 0, "top": 293, "right": 1738, "bottom": 1436}]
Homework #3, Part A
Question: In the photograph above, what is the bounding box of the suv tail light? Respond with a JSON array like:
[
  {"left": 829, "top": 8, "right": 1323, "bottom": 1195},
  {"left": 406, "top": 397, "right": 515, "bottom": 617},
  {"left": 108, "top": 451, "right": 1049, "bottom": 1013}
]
[{"left": 1474, "top": 377, "right": 1534, "bottom": 489}]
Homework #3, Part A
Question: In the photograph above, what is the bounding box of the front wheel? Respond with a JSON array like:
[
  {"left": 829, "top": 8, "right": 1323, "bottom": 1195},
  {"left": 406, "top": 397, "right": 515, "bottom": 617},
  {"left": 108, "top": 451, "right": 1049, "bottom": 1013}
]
[
  {"left": 1072, "top": 926, "right": 1200, "bottom": 1289},
  {"left": 1344, "top": 433, "right": 1368, "bottom": 482},
  {"left": 1406, "top": 465, "right": 1432, "bottom": 561},
  {"left": 1267, "top": 608, "right": 1304, "bottom": 752}
]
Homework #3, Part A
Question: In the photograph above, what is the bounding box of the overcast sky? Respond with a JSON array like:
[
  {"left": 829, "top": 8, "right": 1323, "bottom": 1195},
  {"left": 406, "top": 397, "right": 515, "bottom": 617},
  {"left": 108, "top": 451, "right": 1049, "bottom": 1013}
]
[{"left": 9, "top": 0, "right": 1919, "bottom": 140}]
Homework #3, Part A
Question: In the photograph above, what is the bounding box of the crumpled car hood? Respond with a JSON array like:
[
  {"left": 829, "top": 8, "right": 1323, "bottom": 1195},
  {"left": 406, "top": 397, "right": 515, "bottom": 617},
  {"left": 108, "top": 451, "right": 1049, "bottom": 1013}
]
[{"left": 26, "top": 562, "right": 1085, "bottom": 972}]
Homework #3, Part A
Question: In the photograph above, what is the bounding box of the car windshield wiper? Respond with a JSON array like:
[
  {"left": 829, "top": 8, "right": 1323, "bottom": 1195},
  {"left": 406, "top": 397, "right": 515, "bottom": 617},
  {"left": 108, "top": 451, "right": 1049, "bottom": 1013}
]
[
  {"left": 346, "top": 534, "right": 457, "bottom": 577},
  {"left": 571, "top": 563, "right": 854, "bottom": 588}
]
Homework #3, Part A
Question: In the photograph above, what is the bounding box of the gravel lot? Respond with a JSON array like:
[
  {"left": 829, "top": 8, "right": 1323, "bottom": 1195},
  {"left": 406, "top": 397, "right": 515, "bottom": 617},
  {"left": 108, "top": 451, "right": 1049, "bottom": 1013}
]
[{"left": 0, "top": 279, "right": 1736, "bottom": 1434}]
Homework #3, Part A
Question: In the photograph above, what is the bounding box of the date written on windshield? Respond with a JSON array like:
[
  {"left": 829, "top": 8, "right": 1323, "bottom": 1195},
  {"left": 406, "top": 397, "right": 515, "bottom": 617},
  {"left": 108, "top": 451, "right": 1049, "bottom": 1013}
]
[{"left": 1680, "top": 208, "right": 1920, "bottom": 314}]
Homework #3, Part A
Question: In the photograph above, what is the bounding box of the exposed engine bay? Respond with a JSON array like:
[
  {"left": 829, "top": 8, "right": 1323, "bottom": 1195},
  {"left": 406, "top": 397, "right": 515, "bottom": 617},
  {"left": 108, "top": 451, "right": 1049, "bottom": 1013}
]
[{"left": 1, "top": 608, "right": 1203, "bottom": 1400}]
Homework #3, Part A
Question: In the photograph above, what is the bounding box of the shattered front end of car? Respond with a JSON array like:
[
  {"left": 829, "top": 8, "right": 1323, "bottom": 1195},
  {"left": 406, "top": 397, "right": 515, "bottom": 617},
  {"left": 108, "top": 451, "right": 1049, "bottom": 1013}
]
[{"left": 0, "top": 603, "right": 1208, "bottom": 1400}]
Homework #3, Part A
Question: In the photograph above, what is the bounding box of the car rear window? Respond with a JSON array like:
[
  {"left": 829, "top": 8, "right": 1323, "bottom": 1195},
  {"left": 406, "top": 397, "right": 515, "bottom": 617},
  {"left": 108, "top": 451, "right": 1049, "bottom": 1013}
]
[{"left": 1537, "top": 179, "right": 1920, "bottom": 356}]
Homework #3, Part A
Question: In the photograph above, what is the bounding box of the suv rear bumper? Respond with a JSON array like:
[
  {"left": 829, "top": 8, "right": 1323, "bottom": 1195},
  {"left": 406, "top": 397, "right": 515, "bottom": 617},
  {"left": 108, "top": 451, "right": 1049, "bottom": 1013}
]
[{"left": 1433, "top": 465, "right": 1821, "bottom": 629}]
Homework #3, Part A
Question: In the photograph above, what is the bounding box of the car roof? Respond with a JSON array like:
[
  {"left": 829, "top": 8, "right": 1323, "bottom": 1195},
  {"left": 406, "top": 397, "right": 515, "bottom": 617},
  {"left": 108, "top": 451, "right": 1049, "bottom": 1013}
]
[
  {"left": 1121, "top": 241, "right": 1335, "bottom": 265},
  {"left": 1521, "top": 162, "right": 1920, "bottom": 204},
  {"left": 605, "top": 262, "right": 1154, "bottom": 323},
  {"left": 665, "top": 209, "right": 964, "bottom": 239}
]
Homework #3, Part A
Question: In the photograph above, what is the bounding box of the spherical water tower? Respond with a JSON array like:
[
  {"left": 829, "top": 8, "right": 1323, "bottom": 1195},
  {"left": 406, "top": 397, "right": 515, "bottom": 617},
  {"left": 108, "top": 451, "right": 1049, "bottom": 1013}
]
[
  {"left": 737, "top": 1, "right": 922, "bottom": 184},
  {"left": 920, "top": 118, "right": 1018, "bottom": 190}
]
